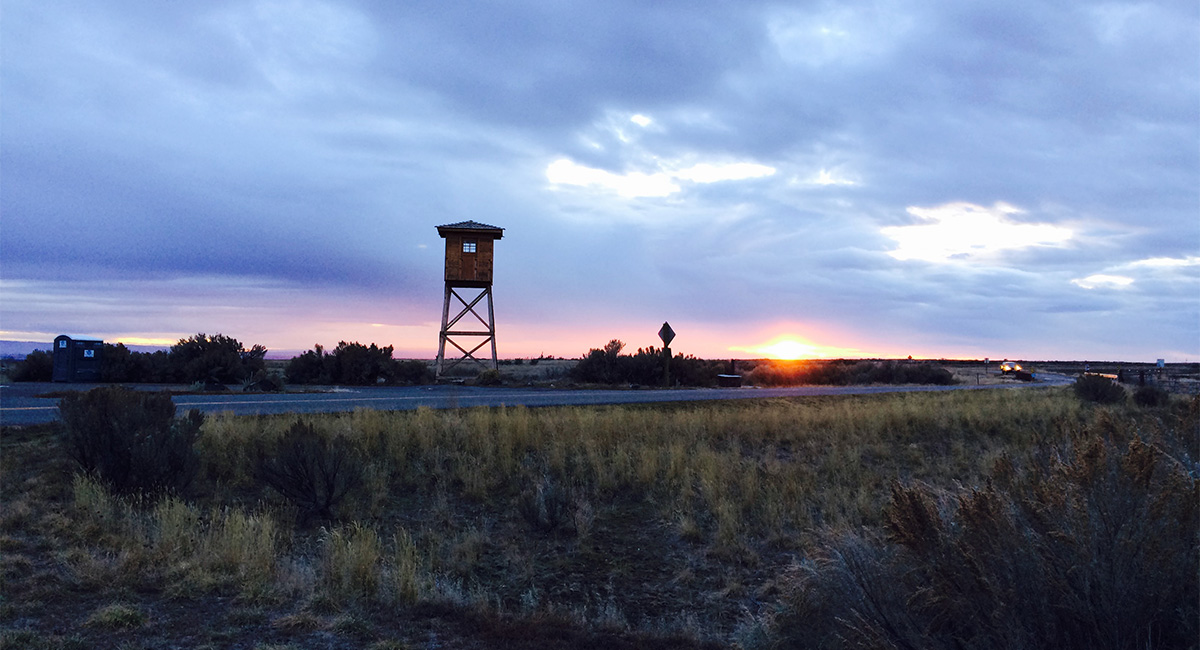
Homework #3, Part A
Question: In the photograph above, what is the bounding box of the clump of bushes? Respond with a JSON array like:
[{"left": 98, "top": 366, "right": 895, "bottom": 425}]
[
  {"left": 286, "top": 342, "right": 432, "bottom": 385},
  {"left": 57, "top": 386, "right": 203, "bottom": 495},
  {"left": 570, "top": 339, "right": 727, "bottom": 386},
  {"left": 1133, "top": 384, "right": 1171, "bottom": 408},
  {"left": 743, "top": 359, "right": 955, "bottom": 386},
  {"left": 772, "top": 408, "right": 1199, "bottom": 650},
  {"left": 255, "top": 419, "right": 365, "bottom": 524},
  {"left": 9, "top": 349, "right": 53, "bottom": 381},
  {"left": 169, "top": 333, "right": 267, "bottom": 384},
  {"left": 1073, "top": 374, "right": 1126, "bottom": 404},
  {"left": 394, "top": 359, "right": 433, "bottom": 384},
  {"left": 97, "top": 334, "right": 265, "bottom": 384},
  {"left": 100, "top": 343, "right": 172, "bottom": 382}
]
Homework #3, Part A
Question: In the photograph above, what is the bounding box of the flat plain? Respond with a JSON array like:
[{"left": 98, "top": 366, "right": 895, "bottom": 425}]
[{"left": 2, "top": 376, "right": 1196, "bottom": 649}]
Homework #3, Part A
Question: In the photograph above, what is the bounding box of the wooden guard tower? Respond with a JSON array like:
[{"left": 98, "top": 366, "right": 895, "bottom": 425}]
[{"left": 436, "top": 221, "right": 504, "bottom": 378}]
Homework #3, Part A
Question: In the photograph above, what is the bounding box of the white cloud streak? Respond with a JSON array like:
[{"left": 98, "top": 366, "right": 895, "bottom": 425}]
[{"left": 882, "top": 203, "right": 1075, "bottom": 264}]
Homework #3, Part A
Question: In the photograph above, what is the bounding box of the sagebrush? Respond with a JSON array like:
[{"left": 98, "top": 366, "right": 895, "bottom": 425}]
[
  {"left": 57, "top": 386, "right": 203, "bottom": 495},
  {"left": 773, "top": 404, "right": 1199, "bottom": 650},
  {"left": 255, "top": 419, "right": 365, "bottom": 523},
  {"left": 1073, "top": 373, "right": 1127, "bottom": 404}
]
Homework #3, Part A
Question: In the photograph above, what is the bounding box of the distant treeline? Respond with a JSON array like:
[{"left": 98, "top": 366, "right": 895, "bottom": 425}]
[
  {"left": 285, "top": 342, "right": 431, "bottom": 386},
  {"left": 11, "top": 334, "right": 265, "bottom": 385},
  {"left": 8, "top": 334, "right": 432, "bottom": 387},
  {"left": 570, "top": 339, "right": 956, "bottom": 387},
  {"left": 10, "top": 333, "right": 953, "bottom": 388},
  {"left": 741, "top": 358, "right": 956, "bottom": 387}
]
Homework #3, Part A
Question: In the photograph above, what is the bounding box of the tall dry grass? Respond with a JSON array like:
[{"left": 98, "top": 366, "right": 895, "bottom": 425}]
[
  {"left": 41, "top": 386, "right": 1187, "bottom": 644},
  {"left": 69, "top": 474, "right": 279, "bottom": 597},
  {"left": 193, "top": 389, "right": 1087, "bottom": 550}
]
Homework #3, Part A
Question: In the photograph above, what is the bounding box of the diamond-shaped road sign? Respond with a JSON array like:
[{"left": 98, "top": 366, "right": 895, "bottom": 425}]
[{"left": 658, "top": 322, "right": 675, "bottom": 347}]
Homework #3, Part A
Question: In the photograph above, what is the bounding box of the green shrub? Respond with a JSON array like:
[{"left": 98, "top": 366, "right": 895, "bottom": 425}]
[
  {"left": 286, "top": 342, "right": 424, "bottom": 385},
  {"left": 571, "top": 339, "right": 625, "bottom": 384},
  {"left": 101, "top": 343, "right": 172, "bottom": 382},
  {"left": 169, "top": 333, "right": 267, "bottom": 383},
  {"left": 569, "top": 339, "right": 725, "bottom": 386},
  {"left": 57, "top": 386, "right": 203, "bottom": 496},
  {"left": 328, "top": 341, "right": 394, "bottom": 385},
  {"left": 867, "top": 360, "right": 955, "bottom": 385},
  {"left": 11, "top": 349, "right": 53, "bottom": 382},
  {"left": 256, "top": 420, "right": 364, "bottom": 523},
  {"left": 393, "top": 359, "right": 433, "bottom": 385},
  {"left": 1133, "top": 385, "right": 1170, "bottom": 407},
  {"left": 286, "top": 344, "right": 330, "bottom": 384},
  {"left": 1073, "top": 374, "right": 1126, "bottom": 404}
]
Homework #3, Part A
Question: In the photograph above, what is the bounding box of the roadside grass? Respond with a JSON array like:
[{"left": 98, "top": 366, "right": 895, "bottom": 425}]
[
  {"left": 83, "top": 603, "right": 146, "bottom": 629},
  {"left": 1, "top": 387, "right": 1194, "bottom": 648}
]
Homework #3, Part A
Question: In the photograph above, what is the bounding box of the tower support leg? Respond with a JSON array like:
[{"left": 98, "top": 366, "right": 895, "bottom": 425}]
[
  {"left": 488, "top": 287, "right": 498, "bottom": 369},
  {"left": 436, "top": 284, "right": 452, "bottom": 379},
  {"left": 437, "top": 285, "right": 497, "bottom": 379}
]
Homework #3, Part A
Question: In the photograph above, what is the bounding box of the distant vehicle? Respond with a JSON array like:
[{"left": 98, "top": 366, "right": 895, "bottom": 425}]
[{"left": 999, "top": 361, "right": 1022, "bottom": 374}]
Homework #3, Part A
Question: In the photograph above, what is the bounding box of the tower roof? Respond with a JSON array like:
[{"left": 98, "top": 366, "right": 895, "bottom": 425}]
[{"left": 437, "top": 221, "right": 504, "bottom": 239}]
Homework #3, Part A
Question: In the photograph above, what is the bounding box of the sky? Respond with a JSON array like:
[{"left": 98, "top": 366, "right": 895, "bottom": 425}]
[{"left": 2, "top": 0, "right": 1198, "bottom": 362}]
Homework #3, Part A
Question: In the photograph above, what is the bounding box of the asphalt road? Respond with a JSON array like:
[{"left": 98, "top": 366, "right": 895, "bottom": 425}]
[{"left": 0, "top": 375, "right": 1073, "bottom": 427}]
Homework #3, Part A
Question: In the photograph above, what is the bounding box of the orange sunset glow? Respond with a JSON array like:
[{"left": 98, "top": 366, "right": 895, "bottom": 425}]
[
  {"left": 732, "top": 336, "right": 863, "bottom": 360},
  {"left": 756, "top": 339, "right": 826, "bottom": 360},
  {"left": 112, "top": 336, "right": 180, "bottom": 347}
]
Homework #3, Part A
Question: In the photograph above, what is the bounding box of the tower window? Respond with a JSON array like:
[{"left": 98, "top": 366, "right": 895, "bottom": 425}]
[{"left": 463, "top": 240, "right": 477, "bottom": 253}]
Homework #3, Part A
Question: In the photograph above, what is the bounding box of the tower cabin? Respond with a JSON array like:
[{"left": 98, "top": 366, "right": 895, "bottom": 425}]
[{"left": 438, "top": 221, "right": 503, "bottom": 287}]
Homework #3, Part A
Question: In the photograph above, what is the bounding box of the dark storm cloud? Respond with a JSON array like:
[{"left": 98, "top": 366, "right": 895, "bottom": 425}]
[{"left": 363, "top": 1, "right": 768, "bottom": 126}]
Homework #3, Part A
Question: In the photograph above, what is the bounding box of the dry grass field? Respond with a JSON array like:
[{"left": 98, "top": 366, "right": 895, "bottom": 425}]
[
  {"left": 442, "top": 358, "right": 577, "bottom": 383},
  {"left": 2, "top": 386, "right": 1196, "bottom": 649}
]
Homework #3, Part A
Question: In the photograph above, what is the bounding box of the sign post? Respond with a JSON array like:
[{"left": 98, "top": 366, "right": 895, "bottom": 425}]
[{"left": 658, "top": 322, "right": 675, "bottom": 388}]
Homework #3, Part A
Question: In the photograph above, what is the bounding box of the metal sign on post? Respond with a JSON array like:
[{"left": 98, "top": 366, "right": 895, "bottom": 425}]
[
  {"left": 658, "top": 322, "right": 675, "bottom": 347},
  {"left": 658, "top": 322, "right": 675, "bottom": 387}
]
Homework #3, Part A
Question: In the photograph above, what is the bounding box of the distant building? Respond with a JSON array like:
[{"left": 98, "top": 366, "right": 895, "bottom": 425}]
[{"left": 52, "top": 335, "right": 102, "bottom": 382}]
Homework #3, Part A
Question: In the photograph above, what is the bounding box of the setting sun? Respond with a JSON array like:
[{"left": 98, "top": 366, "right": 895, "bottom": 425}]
[
  {"left": 730, "top": 335, "right": 855, "bottom": 360},
  {"left": 726, "top": 328, "right": 870, "bottom": 360},
  {"left": 756, "top": 339, "right": 824, "bottom": 360}
]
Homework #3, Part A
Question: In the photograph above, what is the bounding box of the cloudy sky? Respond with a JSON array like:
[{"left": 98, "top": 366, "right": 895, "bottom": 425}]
[{"left": 3, "top": 0, "right": 1197, "bottom": 362}]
